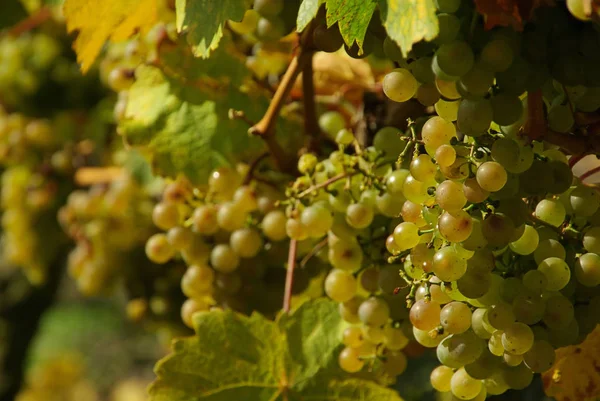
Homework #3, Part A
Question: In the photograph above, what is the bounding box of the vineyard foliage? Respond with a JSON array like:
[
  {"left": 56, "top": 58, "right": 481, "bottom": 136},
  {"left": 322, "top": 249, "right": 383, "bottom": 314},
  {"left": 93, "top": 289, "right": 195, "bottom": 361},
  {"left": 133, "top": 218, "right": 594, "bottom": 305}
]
[{"left": 3, "top": 0, "right": 600, "bottom": 401}]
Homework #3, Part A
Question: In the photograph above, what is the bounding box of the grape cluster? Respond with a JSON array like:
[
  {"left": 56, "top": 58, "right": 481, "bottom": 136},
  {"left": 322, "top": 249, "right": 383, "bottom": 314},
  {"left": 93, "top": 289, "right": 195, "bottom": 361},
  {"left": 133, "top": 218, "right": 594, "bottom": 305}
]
[
  {"left": 146, "top": 166, "right": 324, "bottom": 328},
  {"left": 58, "top": 176, "right": 157, "bottom": 295}
]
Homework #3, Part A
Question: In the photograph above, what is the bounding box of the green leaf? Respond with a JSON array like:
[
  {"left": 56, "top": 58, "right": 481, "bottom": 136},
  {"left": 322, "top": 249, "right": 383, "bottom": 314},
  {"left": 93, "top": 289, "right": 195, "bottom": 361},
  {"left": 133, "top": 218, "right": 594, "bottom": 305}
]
[
  {"left": 297, "top": 0, "right": 325, "bottom": 32},
  {"left": 149, "top": 299, "right": 403, "bottom": 401},
  {"left": 0, "top": 0, "right": 28, "bottom": 30},
  {"left": 325, "top": 0, "right": 377, "bottom": 51},
  {"left": 175, "top": 0, "right": 250, "bottom": 58},
  {"left": 378, "top": 0, "right": 439, "bottom": 56}
]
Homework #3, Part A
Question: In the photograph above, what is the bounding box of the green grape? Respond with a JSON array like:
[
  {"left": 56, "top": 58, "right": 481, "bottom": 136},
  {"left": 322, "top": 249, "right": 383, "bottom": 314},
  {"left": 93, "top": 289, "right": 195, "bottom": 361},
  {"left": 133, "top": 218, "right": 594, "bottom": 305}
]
[
  {"left": 458, "top": 65, "right": 494, "bottom": 98},
  {"left": 458, "top": 99, "right": 493, "bottom": 136},
  {"left": 537, "top": 257, "right": 570, "bottom": 291},
  {"left": 570, "top": 185, "right": 600, "bottom": 217},
  {"left": 363, "top": 326, "right": 386, "bottom": 346},
  {"left": 451, "top": 367, "right": 483, "bottom": 400},
  {"left": 436, "top": 180, "right": 467, "bottom": 212},
  {"left": 503, "top": 352, "right": 523, "bottom": 366},
  {"left": 358, "top": 297, "right": 390, "bottom": 327},
  {"left": 435, "top": 144, "right": 457, "bottom": 167},
  {"left": 438, "top": 210, "right": 473, "bottom": 243},
  {"left": 181, "top": 299, "right": 209, "bottom": 328},
  {"left": 410, "top": 299, "right": 441, "bottom": 331},
  {"left": 523, "top": 340, "right": 555, "bottom": 373},
  {"left": 436, "top": 78, "right": 461, "bottom": 99},
  {"left": 312, "top": 23, "right": 344, "bottom": 53},
  {"left": 414, "top": 326, "right": 446, "bottom": 347},
  {"left": 505, "top": 145, "right": 534, "bottom": 174},
  {"left": 191, "top": 205, "right": 219, "bottom": 235},
  {"left": 339, "top": 296, "right": 363, "bottom": 323},
  {"left": 464, "top": 348, "right": 501, "bottom": 379},
  {"left": 403, "top": 175, "right": 431, "bottom": 204},
  {"left": 329, "top": 239, "right": 363, "bottom": 271},
  {"left": 167, "top": 226, "right": 194, "bottom": 250},
  {"left": 181, "top": 236, "right": 211, "bottom": 265},
  {"left": 567, "top": 0, "right": 591, "bottom": 21},
  {"left": 319, "top": 111, "right": 346, "bottom": 139},
  {"left": 440, "top": 301, "right": 472, "bottom": 334},
  {"left": 209, "top": 243, "right": 240, "bottom": 274},
  {"left": 433, "top": 41, "right": 474, "bottom": 78},
  {"left": 422, "top": 116, "right": 456, "bottom": 152},
  {"left": 488, "top": 330, "right": 505, "bottom": 356},
  {"left": 501, "top": 322, "right": 534, "bottom": 355},
  {"left": 384, "top": 326, "right": 410, "bottom": 350},
  {"left": 260, "top": 210, "right": 286, "bottom": 241},
  {"left": 152, "top": 202, "right": 180, "bottom": 230},
  {"left": 253, "top": 0, "right": 283, "bottom": 17},
  {"left": 512, "top": 292, "right": 545, "bottom": 325},
  {"left": 217, "top": 202, "right": 247, "bottom": 232},
  {"left": 457, "top": 265, "right": 491, "bottom": 299},
  {"left": 255, "top": 17, "right": 285, "bottom": 41},
  {"left": 409, "top": 57, "right": 435, "bottom": 83},
  {"left": 230, "top": 228, "right": 263, "bottom": 258},
  {"left": 386, "top": 169, "right": 410, "bottom": 195},
  {"left": 383, "top": 37, "right": 405, "bottom": 62},
  {"left": 490, "top": 137, "right": 519, "bottom": 168},
  {"left": 382, "top": 68, "right": 418, "bottom": 102},
  {"left": 476, "top": 274, "right": 504, "bottom": 307},
  {"left": 386, "top": 235, "right": 402, "bottom": 255},
  {"left": 435, "top": 99, "right": 460, "bottom": 121},
  {"left": 535, "top": 199, "right": 566, "bottom": 227},
  {"left": 324, "top": 269, "right": 358, "bottom": 302},
  {"left": 476, "top": 162, "right": 507, "bottom": 192},
  {"left": 486, "top": 302, "right": 515, "bottom": 331},
  {"left": 338, "top": 347, "right": 364, "bottom": 373},
  {"left": 545, "top": 161, "right": 573, "bottom": 195},
  {"left": 480, "top": 39, "right": 514, "bottom": 72},
  {"left": 431, "top": 365, "right": 454, "bottom": 392},
  {"left": 297, "top": 153, "right": 318, "bottom": 174},
  {"left": 472, "top": 308, "right": 493, "bottom": 339},
  {"left": 381, "top": 350, "right": 408, "bottom": 376},
  {"left": 575, "top": 252, "right": 600, "bottom": 286},
  {"left": 228, "top": 9, "right": 259, "bottom": 34},
  {"left": 435, "top": 14, "right": 461, "bottom": 45},
  {"left": 233, "top": 186, "right": 259, "bottom": 213},
  {"left": 416, "top": 82, "right": 442, "bottom": 106},
  {"left": 522, "top": 269, "right": 547, "bottom": 294},
  {"left": 145, "top": 233, "right": 175, "bottom": 264},
  {"left": 373, "top": 127, "right": 406, "bottom": 159},
  {"left": 335, "top": 129, "right": 354, "bottom": 145},
  {"left": 285, "top": 218, "right": 307, "bottom": 240},
  {"left": 181, "top": 264, "right": 214, "bottom": 297},
  {"left": 548, "top": 103, "right": 574, "bottom": 133},
  {"left": 490, "top": 94, "right": 523, "bottom": 126},
  {"left": 509, "top": 225, "right": 539, "bottom": 255},
  {"left": 107, "top": 67, "right": 134, "bottom": 92},
  {"left": 342, "top": 326, "right": 365, "bottom": 348},
  {"left": 583, "top": 226, "right": 600, "bottom": 253},
  {"left": 402, "top": 200, "right": 427, "bottom": 226},
  {"left": 462, "top": 178, "right": 489, "bottom": 204},
  {"left": 346, "top": 202, "right": 374, "bottom": 229},
  {"left": 543, "top": 293, "right": 574, "bottom": 329},
  {"left": 502, "top": 363, "right": 533, "bottom": 390},
  {"left": 534, "top": 239, "right": 565, "bottom": 264},
  {"left": 433, "top": 246, "right": 467, "bottom": 281},
  {"left": 481, "top": 213, "right": 515, "bottom": 248},
  {"left": 435, "top": 0, "right": 461, "bottom": 13},
  {"left": 392, "top": 221, "right": 420, "bottom": 250},
  {"left": 437, "top": 330, "right": 484, "bottom": 368}
]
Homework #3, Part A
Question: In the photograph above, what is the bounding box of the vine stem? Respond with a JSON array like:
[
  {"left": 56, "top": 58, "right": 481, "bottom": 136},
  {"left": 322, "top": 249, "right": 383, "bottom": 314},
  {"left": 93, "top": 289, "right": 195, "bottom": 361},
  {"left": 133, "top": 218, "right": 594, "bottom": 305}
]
[
  {"left": 297, "top": 172, "right": 352, "bottom": 198},
  {"left": 6, "top": 7, "right": 52, "bottom": 37},
  {"left": 242, "top": 151, "right": 269, "bottom": 185},
  {"left": 283, "top": 239, "right": 298, "bottom": 314},
  {"left": 302, "top": 51, "right": 320, "bottom": 151}
]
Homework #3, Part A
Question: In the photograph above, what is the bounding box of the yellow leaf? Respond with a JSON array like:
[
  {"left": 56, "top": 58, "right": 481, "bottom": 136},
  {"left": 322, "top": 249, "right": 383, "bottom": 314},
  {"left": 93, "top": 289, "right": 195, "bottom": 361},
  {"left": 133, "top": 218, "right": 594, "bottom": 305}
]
[
  {"left": 543, "top": 325, "right": 600, "bottom": 401},
  {"left": 63, "top": 0, "right": 162, "bottom": 72}
]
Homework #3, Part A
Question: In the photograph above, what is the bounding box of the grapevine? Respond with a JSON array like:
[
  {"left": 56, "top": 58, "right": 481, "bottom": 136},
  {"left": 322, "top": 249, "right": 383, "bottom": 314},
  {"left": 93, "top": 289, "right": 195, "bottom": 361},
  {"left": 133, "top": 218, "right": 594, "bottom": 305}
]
[{"left": 3, "top": 1, "right": 600, "bottom": 401}]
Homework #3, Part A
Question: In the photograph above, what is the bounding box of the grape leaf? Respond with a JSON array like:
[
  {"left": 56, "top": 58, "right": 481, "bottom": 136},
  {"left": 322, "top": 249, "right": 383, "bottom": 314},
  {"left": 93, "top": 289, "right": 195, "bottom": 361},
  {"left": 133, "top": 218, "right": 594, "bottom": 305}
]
[
  {"left": 297, "top": 0, "right": 325, "bottom": 32},
  {"left": 149, "top": 299, "right": 403, "bottom": 401},
  {"left": 325, "top": 0, "right": 378, "bottom": 52},
  {"left": 474, "top": 0, "right": 550, "bottom": 30},
  {"left": 175, "top": 0, "right": 250, "bottom": 58},
  {"left": 63, "top": 0, "right": 163, "bottom": 72},
  {"left": 378, "top": 0, "right": 439, "bottom": 57},
  {"left": 542, "top": 325, "right": 600, "bottom": 401}
]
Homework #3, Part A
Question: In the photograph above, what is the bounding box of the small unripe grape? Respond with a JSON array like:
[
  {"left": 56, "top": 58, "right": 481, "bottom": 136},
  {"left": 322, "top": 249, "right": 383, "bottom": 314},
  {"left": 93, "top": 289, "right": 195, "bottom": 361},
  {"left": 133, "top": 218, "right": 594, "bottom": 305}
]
[
  {"left": 230, "top": 228, "right": 263, "bottom": 258},
  {"left": 298, "top": 153, "right": 318, "bottom": 174},
  {"left": 210, "top": 244, "right": 240, "bottom": 273},
  {"left": 262, "top": 210, "right": 287, "bottom": 241}
]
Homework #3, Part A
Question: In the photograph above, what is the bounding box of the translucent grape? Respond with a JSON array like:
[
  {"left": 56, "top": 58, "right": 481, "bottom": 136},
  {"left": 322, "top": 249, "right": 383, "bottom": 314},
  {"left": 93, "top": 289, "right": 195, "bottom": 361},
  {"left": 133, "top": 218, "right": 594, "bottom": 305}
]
[
  {"left": 384, "top": 326, "right": 410, "bottom": 350},
  {"left": 534, "top": 239, "right": 565, "bottom": 265},
  {"left": 575, "top": 252, "right": 600, "bottom": 286},
  {"left": 262, "top": 210, "right": 288, "bottom": 241},
  {"left": 509, "top": 225, "right": 539, "bottom": 255},
  {"left": 440, "top": 302, "right": 472, "bottom": 334},
  {"left": 501, "top": 322, "right": 534, "bottom": 355},
  {"left": 522, "top": 270, "right": 547, "bottom": 294},
  {"left": 410, "top": 299, "right": 441, "bottom": 331},
  {"left": 436, "top": 180, "right": 467, "bottom": 212},
  {"left": 393, "top": 221, "right": 420, "bottom": 251},
  {"left": 523, "top": 340, "right": 555, "bottom": 373},
  {"left": 451, "top": 367, "right": 483, "bottom": 400},
  {"left": 438, "top": 210, "right": 473, "bottom": 243},
  {"left": 181, "top": 264, "right": 214, "bottom": 297},
  {"left": 476, "top": 162, "right": 507, "bottom": 192},
  {"left": 537, "top": 257, "right": 571, "bottom": 291},
  {"left": 338, "top": 347, "right": 364, "bottom": 373},
  {"left": 346, "top": 202, "right": 374, "bottom": 229},
  {"left": 535, "top": 199, "right": 566, "bottom": 227},
  {"left": 319, "top": 111, "right": 346, "bottom": 138},
  {"left": 480, "top": 39, "right": 514, "bottom": 72},
  {"left": 570, "top": 185, "right": 600, "bottom": 217},
  {"left": 542, "top": 293, "right": 574, "bottom": 329},
  {"left": 217, "top": 202, "right": 246, "bottom": 231},
  {"left": 382, "top": 68, "right": 418, "bottom": 102},
  {"left": 210, "top": 244, "right": 240, "bottom": 273},
  {"left": 433, "top": 41, "right": 475, "bottom": 78},
  {"left": 457, "top": 99, "right": 493, "bottom": 136},
  {"left": 437, "top": 330, "right": 484, "bottom": 368},
  {"left": 145, "top": 233, "right": 175, "bottom": 264},
  {"left": 486, "top": 302, "right": 515, "bottom": 330},
  {"left": 342, "top": 326, "right": 364, "bottom": 348},
  {"left": 422, "top": 116, "right": 456, "bottom": 152},
  {"left": 433, "top": 246, "right": 467, "bottom": 281},
  {"left": 192, "top": 205, "right": 219, "bottom": 235},
  {"left": 358, "top": 297, "right": 390, "bottom": 327},
  {"left": 324, "top": 269, "right": 358, "bottom": 302},
  {"left": 230, "top": 228, "right": 263, "bottom": 258},
  {"left": 410, "top": 154, "right": 437, "bottom": 182},
  {"left": 435, "top": 99, "right": 460, "bottom": 122},
  {"left": 329, "top": 240, "right": 363, "bottom": 271},
  {"left": 301, "top": 205, "right": 333, "bottom": 237},
  {"left": 462, "top": 178, "right": 489, "bottom": 203}
]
